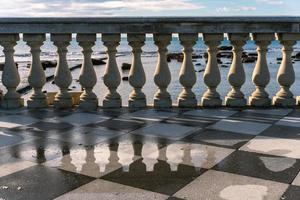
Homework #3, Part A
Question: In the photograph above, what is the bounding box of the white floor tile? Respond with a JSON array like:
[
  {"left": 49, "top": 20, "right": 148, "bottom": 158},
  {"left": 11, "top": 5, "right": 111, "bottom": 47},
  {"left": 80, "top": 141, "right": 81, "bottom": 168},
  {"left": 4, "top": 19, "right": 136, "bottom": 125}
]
[
  {"left": 276, "top": 117, "right": 300, "bottom": 128},
  {"left": 54, "top": 179, "right": 168, "bottom": 200},
  {"left": 182, "top": 109, "right": 237, "bottom": 119},
  {"left": 0, "top": 115, "right": 39, "bottom": 128},
  {"left": 121, "top": 110, "right": 177, "bottom": 121},
  {"left": 209, "top": 119, "right": 271, "bottom": 135},
  {"left": 132, "top": 123, "right": 199, "bottom": 140},
  {"left": 174, "top": 170, "right": 288, "bottom": 200},
  {"left": 240, "top": 136, "right": 300, "bottom": 159}
]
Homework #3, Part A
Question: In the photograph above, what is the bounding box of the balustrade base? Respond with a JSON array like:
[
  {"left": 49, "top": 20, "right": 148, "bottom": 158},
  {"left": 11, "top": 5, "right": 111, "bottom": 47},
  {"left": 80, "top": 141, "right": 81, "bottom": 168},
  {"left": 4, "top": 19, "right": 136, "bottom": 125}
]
[
  {"left": 79, "top": 99, "right": 98, "bottom": 110},
  {"left": 296, "top": 96, "right": 300, "bottom": 105},
  {"left": 128, "top": 99, "right": 146, "bottom": 109},
  {"left": 249, "top": 96, "right": 271, "bottom": 107},
  {"left": 103, "top": 99, "right": 122, "bottom": 108},
  {"left": 272, "top": 96, "right": 296, "bottom": 107},
  {"left": 53, "top": 98, "right": 73, "bottom": 109},
  {"left": 178, "top": 98, "right": 197, "bottom": 108},
  {"left": 1, "top": 98, "right": 24, "bottom": 109},
  {"left": 27, "top": 98, "right": 48, "bottom": 109},
  {"left": 154, "top": 98, "right": 172, "bottom": 109},
  {"left": 225, "top": 97, "right": 247, "bottom": 107},
  {"left": 201, "top": 98, "right": 222, "bottom": 107}
]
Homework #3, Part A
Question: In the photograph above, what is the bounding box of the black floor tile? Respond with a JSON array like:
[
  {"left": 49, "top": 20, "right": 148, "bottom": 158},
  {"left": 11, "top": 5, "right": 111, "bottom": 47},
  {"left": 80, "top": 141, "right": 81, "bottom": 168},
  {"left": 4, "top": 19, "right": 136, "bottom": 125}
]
[
  {"left": 281, "top": 185, "right": 300, "bottom": 200},
  {"left": 94, "top": 118, "right": 146, "bottom": 132},
  {"left": 0, "top": 165, "right": 95, "bottom": 200},
  {"left": 213, "top": 150, "right": 300, "bottom": 183},
  {"left": 28, "top": 121, "right": 74, "bottom": 132},
  {"left": 101, "top": 158, "right": 206, "bottom": 196},
  {"left": 260, "top": 125, "right": 300, "bottom": 140},
  {"left": 186, "top": 129, "right": 254, "bottom": 149}
]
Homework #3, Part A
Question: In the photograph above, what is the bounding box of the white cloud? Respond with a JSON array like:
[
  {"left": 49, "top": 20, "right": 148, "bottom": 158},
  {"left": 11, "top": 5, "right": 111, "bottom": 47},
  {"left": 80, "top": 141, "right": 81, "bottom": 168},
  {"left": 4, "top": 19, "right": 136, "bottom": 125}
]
[
  {"left": 258, "top": 0, "right": 284, "bottom": 5},
  {"left": 0, "top": 0, "right": 205, "bottom": 17},
  {"left": 216, "top": 6, "right": 256, "bottom": 13}
]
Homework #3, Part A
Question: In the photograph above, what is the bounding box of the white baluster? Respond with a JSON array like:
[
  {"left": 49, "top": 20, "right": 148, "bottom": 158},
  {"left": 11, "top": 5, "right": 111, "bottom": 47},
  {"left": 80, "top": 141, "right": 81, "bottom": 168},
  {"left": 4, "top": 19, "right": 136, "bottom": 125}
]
[
  {"left": 77, "top": 34, "right": 98, "bottom": 110},
  {"left": 201, "top": 34, "right": 223, "bottom": 107},
  {"left": 273, "top": 33, "right": 299, "bottom": 107},
  {"left": 225, "top": 33, "right": 248, "bottom": 107},
  {"left": 128, "top": 34, "right": 146, "bottom": 108},
  {"left": 0, "top": 34, "right": 23, "bottom": 109},
  {"left": 249, "top": 33, "right": 274, "bottom": 107},
  {"left": 178, "top": 34, "right": 197, "bottom": 108},
  {"left": 102, "top": 34, "right": 121, "bottom": 108},
  {"left": 153, "top": 34, "right": 172, "bottom": 108},
  {"left": 24, "top": 34, "right": 47, "bottom": 108},
  {"left": 51, "top": 34, "right": 73, "bottom": 109}
]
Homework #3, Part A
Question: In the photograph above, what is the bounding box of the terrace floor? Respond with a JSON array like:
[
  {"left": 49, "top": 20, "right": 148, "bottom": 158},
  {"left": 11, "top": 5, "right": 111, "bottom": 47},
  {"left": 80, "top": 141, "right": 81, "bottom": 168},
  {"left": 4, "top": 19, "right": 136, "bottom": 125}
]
[{"left": 0, "top": 107, "right": 299, "bottom": 200}]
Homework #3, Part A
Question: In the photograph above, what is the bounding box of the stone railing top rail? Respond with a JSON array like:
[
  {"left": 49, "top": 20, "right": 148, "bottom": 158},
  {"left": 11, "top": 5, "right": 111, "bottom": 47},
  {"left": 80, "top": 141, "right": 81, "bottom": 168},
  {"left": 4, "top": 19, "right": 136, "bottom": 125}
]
[{"left": 0, "top": 17, "right": 299, "bottom": 34}]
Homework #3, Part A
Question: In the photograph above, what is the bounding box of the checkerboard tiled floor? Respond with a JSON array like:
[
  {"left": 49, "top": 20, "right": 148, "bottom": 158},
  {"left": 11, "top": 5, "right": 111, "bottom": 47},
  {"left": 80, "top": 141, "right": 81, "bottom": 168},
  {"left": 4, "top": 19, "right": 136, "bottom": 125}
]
[{"left": 0, "top": 107, "right": 299, "bottom": 200}]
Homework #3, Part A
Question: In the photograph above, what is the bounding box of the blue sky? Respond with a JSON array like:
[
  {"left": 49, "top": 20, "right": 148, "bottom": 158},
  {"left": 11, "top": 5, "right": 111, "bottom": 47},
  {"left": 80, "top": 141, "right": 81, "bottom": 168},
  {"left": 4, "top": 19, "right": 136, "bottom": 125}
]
[{"left": 0, "top": 0, "right": 298, "bottom": 17}]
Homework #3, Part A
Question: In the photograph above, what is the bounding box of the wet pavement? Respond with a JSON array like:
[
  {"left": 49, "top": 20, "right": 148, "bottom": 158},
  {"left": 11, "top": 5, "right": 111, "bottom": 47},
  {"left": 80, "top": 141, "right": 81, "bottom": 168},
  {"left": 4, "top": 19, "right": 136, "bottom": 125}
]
[{"left": 0, "top": 107, "right": 299, "bottom": 200}]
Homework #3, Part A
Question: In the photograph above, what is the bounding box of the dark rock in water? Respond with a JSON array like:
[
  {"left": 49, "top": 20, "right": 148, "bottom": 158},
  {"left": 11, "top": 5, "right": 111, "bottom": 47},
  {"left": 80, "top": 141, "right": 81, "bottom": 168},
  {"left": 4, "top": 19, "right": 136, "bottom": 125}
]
[
  {"left": 167, "top": 53, "right": 183, "bottom": 61},
  {"left": 218, "top": 46, "right": 233, "bottom": 51},
  {"left": 294, "top": 59, "right": 300, "bottom": 62},
  {"left": 0, "top": 62, "right": 18, "bottom": 71},
  {"left": 248, "top": 52, "right": 258, "bottom": 57},
  {"left": 277, "top": 61, "right": 281, "bottom": 64},
  {"left": 122, "top": 63, "right": 131, "bottom": 70},
  {"left": 204, "top": 52, "right": 208, "bottom": 59},
  {"left": 221, "top": 65, "right": 229, "bottom": 68},
  {"left": 122, "top": 76, "right": 129, "bottom": 81},
  {"left": 192, "top": 54, "right": 202, "bottom": 59},
  {"left": 195, "top": 63, "right": 202, "bottom": 66},
  {"left": 197, "top": 69, "right": 205, "bottom": 72},
  {"left": 295, "top": 52, "right": 300, "bottom": 59},
  {"left": 217, "top": 59, "right": 222, "bottom": 64},
  {"left": 242, "top": 57, "right": 256, "bottom": 63},
  {"left": 192, "top": 59, "right": 197, "bottom": 62},
  {"left": 41, "top": 60, "right": 57, "bottom": 69},
  {"left": 242, "top": 52, "right": 248, "bottom": 58},
  {"left": 167, "top": 56, "right": 171, "bottom": 62},
  {"left": 277, "top": 57, "right": 282, "bottom": 61},
  {"left": 51, "top": 81, "right": 55, "bottom": 84},
  {"left": 177, "top": 57, "right": 183, "bottom": 62},
  {"left": 75, "top": 79, "right": 80, "bottom": 82},
  {"left": 72, "top": 86, "right": 76, "bottom": 89},
  {"left": 92, "top": 58, "right": 106, "bottom": 65},
  {"left": 218, "top": 52, "right": 232, "bottom": 58},
  {"left": 68, "top": 88, "right": 72, "bottom": 91}
]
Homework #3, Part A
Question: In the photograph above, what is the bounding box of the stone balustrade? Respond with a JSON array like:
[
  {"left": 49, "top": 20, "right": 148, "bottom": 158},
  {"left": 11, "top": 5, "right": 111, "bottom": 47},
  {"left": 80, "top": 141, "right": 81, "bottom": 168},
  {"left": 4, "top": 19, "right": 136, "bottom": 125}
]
[{"left": 0, "top": 17, "right": 300, "bottom": 110}]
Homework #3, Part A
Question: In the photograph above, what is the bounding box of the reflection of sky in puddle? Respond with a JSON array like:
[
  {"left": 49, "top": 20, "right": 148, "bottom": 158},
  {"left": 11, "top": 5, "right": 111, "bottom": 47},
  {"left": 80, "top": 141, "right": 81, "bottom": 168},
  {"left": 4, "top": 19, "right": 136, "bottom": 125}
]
[
  {"left": 220, "top": 184, "right": 268, "bottom": 200},
  {"left": 259, "top": 156, "right": 296, "bottom": 172}
]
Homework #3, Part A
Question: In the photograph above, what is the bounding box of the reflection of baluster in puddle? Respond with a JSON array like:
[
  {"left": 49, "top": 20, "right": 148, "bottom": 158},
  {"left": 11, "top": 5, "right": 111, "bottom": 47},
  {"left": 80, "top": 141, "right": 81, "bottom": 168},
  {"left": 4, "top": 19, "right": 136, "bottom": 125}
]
[
  {"left": 177, "top": 144, "right": 197, "bottom": 176},
  {"left": 105, "top": 141, "right": 122, "bottom": 173},
  {"left": 201, "top": 146, "right": 216, "bottom": 169},
  {"left": 34, "top": 139, "right": 46, "bottom": 163},
  {"left": 81, "top": 145, "right": 100, "bottom": 177},
  {"left": 60, "top": 144, "right": 76, "bottom": 172},
  {"left": 154, "top": 139, "right": 171, "bottom": 177},
  {"left": 129, "top": 139, "right": 146, "bottom": 176}
]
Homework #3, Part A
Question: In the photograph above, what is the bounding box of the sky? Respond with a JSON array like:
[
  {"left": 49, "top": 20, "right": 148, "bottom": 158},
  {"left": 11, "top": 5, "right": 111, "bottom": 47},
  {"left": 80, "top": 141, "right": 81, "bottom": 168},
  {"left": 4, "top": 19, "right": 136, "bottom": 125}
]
[{"left": 0, "top": 0, "right": 298, "bottom": 17}]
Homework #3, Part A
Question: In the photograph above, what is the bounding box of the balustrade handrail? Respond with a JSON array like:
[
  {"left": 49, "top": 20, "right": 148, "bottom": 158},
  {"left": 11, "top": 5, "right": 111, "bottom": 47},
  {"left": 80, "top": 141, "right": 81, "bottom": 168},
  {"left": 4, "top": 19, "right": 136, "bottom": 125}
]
[{"left": 0, "top": 17, "right": 299, "bottom": 33}]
